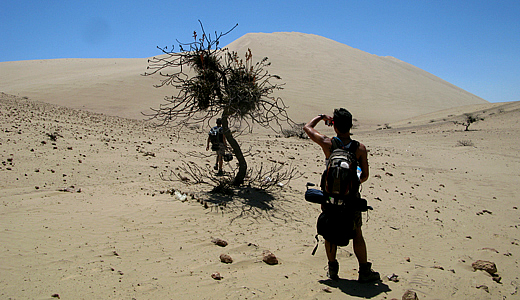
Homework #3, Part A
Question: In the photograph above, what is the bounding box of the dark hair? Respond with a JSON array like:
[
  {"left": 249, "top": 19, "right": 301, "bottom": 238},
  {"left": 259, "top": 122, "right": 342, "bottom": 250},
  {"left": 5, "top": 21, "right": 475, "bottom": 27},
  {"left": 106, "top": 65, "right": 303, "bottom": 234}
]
[
  {"left": 216, "top": 118, "right": 222, "bottom": 125},
  {"left": 333, "top": 108, "right": 352, "bottom": 133}
]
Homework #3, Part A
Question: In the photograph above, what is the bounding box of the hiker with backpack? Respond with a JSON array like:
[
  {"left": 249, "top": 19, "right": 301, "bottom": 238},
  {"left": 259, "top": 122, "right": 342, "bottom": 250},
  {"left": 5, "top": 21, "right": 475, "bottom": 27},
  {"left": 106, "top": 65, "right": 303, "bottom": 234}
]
[
  {"left": 206, "top": 118, "right": 227, "bottom": 176},
  {"left": 303, "top": 108, "right": 380, "bottom": 282}
]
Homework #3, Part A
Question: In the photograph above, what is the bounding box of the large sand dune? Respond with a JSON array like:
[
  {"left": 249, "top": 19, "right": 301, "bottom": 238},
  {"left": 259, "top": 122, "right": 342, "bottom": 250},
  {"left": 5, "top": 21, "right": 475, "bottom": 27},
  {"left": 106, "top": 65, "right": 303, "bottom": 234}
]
[
  {"left": 1, "top": 32, "right": 486, "bottom": 126},
  {"left": 226, "top": 32, "right": 487, "bottom": 125}
]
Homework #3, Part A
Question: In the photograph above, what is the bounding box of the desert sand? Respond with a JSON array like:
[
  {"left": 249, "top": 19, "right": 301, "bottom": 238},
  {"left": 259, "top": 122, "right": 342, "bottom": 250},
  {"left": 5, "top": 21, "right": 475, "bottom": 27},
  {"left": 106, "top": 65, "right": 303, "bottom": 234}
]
[{"left": 1, "top": 32, "right": 519, "bottom": 299}]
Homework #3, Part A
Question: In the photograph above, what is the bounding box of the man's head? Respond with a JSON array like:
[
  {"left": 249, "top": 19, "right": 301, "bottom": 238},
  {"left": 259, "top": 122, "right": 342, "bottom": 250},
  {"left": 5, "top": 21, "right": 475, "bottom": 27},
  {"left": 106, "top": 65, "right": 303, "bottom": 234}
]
[
  {"left": 216, "top": 118, "right": 222, "bottom": 126},
  {"left": 333, "top": 108, "right": 353, "bottom": 134}
]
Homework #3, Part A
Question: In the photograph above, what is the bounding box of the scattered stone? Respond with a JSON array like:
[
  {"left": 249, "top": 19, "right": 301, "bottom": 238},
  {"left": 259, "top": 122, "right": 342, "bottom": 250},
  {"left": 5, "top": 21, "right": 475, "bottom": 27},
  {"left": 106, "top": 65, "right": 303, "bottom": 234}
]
[
  {"left": 322, "top": 287, "right": 332, "bottom": 293},
  {"left": 51, "top": 294, "right": 60, "bottom": 299},
  {"left": 492, "top": 275, "right": 502, "bottom": 283},
  {"left": 141, "top": 150, "right": 155, "bottom": 157},
  {"left": 262, "top": 250, "right": 278, "bottom": 265},
  {"left": 387, "top": 273, "right": 399, "bottom": 282},
  {"left": 211, "top": 238, "right": 228, "bottom": 247},
  {"left": 481, "top": 247, "right": 499, "bottom": 253},
  {"left": 58, "top": 186, "right": 81, "bottom": 193},
  {"left": 178, "top": 173, "right": 190, "bottom": 182},
  {"left": 476, "top": 285, "right": 489, "bottom": 293},
  {"left": 47, "top": 132, "right": 62, "bottom": 141},
  {"left": 472, "top": 260, "right": 497, "bottom": 275},
  {"left": 432, "top": 265, "right": 444, "bottom": 270},
  {"left": 220, "top": 254, "right": 233, "bottom": 264},
  {"left": 402, "top": 289, "right": 419, "bottom": 300},
  {"left": 405, "top": 257, "right": 411, "bottom": 262},
  {"left": 211, "top": 272, "right": 223, "bottom": 280}
]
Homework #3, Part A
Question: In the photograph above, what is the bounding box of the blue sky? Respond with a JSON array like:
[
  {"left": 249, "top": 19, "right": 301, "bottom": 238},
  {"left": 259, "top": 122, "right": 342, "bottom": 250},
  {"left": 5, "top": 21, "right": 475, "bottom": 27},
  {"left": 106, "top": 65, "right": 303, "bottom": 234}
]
[{"left": 1, "top": 0, "right": 519, "bottom": 103}]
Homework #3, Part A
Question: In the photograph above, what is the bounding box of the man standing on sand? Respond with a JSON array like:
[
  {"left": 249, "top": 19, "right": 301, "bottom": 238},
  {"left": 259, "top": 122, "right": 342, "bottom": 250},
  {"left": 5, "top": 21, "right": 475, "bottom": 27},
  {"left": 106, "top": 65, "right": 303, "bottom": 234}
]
[
  {"left": 304, "top": 108, "right": 380, "bottom": 282},
  {"left": 206, "top": 118, "right": 226, "bottom": 176}
]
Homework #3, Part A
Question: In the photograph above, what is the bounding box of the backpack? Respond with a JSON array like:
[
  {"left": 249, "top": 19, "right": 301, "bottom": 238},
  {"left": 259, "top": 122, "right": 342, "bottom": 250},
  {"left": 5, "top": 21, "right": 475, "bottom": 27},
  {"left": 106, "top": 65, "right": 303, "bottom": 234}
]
[
  {"left": 316, "top": 207, "right": 357, "bottom": 247},
  {"left": 321, "top": 137, "right": 360, "bottom": 201},
  {"left": 209, "top": 126, "right": 223, "bottom": 151},
  {"left": 311, "top": 138, "right": 363, "bottom": 254}
]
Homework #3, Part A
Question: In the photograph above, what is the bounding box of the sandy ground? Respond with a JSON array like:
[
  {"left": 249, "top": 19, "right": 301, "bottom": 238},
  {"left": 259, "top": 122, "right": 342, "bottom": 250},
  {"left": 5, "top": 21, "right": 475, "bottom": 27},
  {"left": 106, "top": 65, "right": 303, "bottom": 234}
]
[{"left": 1, "top": 92, "right": 519, "bottom": 299}]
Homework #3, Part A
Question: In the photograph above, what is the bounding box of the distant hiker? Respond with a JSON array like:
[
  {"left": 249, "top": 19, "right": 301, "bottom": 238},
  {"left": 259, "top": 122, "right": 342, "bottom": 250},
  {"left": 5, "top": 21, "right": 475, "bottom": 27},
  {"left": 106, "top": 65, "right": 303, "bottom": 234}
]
[
  {"left": 206, "top": 118, "right": 227, "bottom": 175},
  {"left": 304, "top": 108, "right": 380, "bottom": 282}
]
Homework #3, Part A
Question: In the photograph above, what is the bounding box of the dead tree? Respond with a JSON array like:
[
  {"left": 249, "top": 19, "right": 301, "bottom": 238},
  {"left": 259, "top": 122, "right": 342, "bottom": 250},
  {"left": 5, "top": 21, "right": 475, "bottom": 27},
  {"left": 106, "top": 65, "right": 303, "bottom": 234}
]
[
  {"left": 454, "top": 113, "right": 484, "bottom": 131},
  {"left": 143, "top": 21, "right": 293, "bottom": 185}
]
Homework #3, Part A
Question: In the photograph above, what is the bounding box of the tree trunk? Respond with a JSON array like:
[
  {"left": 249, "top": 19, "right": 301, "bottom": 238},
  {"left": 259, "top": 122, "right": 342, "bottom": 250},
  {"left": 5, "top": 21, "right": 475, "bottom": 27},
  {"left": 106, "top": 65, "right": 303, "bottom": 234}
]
[{"left": 221, "top": 115, "right": 247, "bottom": 185}]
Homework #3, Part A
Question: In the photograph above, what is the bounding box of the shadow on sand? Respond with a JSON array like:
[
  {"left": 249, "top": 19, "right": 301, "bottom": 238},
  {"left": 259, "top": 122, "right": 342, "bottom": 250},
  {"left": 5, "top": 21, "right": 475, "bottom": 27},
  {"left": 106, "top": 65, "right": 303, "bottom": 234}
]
[
  {"left": 319, "top": 278, "right": 391, "bottom": 298},
  {"left": 204, "top": 186, "right": 294, "bottom": 222}
]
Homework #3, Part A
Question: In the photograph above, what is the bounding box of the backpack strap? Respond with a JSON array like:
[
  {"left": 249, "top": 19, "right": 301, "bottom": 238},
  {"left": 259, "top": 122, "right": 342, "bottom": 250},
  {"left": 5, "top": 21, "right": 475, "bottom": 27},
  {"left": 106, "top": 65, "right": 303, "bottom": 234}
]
[
  {"left": 330, "top": 136, "right": 342, "bottom": 150},
  {"left": 311, "top": 234, "right": 320, "bottom": 255},
  {"left": 331, "top": 137, "right": 358, "bottom": 153}
]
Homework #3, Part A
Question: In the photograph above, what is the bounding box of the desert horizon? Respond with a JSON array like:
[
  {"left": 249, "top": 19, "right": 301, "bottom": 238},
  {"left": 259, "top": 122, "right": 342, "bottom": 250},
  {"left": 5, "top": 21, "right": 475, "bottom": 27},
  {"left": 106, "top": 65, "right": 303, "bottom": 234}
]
[{"left": 1, "top": 32, "right": 519, "bottom": 299}]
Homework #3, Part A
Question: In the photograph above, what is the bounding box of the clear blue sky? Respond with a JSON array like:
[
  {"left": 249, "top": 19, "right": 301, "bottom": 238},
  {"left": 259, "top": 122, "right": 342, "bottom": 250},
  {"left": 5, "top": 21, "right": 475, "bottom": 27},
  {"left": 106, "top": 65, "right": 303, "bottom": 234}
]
[{"left": 1, "top": 0, "right": 519, "bottom": 103}]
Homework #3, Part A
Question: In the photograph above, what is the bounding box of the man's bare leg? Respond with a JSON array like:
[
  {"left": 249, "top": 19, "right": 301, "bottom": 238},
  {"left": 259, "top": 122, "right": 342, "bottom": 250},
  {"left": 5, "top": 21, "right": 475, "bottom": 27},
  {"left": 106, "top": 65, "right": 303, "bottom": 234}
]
[
  {"left": 325, "top": 240, "right": 339, "bottom": 280},
  {"left": 324, "top": 240, "right": 337, "bottom": 262},
  {"left": 353, "top": 227, "right": 368, "bottom": 264},
  {"left": 353, "top": 227, "right": 380, "bottom": 282}
]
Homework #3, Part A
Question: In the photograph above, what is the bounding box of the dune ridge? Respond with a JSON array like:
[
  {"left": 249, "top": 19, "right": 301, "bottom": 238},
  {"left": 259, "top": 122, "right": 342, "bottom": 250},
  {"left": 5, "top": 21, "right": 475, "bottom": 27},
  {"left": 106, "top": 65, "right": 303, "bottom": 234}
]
[{"left": 1, "top": 32, "right": 486, "bottom": 126}]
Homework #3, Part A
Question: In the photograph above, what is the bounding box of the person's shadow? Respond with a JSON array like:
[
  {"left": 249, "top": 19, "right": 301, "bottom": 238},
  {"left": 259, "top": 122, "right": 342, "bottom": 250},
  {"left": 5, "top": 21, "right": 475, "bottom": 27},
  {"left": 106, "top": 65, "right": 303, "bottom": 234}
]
[{"left": 319, "top": 278, "right": 391, "bottom": 298}]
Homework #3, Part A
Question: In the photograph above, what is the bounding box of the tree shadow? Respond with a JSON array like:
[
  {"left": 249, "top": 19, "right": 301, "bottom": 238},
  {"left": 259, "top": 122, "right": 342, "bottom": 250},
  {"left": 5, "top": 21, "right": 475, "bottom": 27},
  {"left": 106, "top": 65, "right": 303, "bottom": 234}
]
[
  {"left": 319, "top": 278, "right": 391, "bottom": 298},
  {"left": 204, "top": 186, "right": 295, "bottom": 223},
  {"left": 205, "top": 186, "right": 275, "bottom": 208}
]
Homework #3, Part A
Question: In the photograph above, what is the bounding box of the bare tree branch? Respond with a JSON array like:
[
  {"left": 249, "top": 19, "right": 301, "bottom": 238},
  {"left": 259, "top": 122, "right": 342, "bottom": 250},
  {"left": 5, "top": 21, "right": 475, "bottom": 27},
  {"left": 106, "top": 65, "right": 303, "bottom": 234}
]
[{"left": 143, "top": 21, "right": 294, "bottom": 185}]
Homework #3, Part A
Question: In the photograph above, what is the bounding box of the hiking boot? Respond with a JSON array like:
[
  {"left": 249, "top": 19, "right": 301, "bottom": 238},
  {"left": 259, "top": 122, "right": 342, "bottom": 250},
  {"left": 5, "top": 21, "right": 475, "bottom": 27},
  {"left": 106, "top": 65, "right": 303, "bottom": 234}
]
[
  {"left": 214, "top": 164, "right": 218, "bottom": 170},
  {"left": 327, "top": 260, "right": 339, "bottom": 280},
  {"left": 216, "top": 170, "right": 224, "bottom": 176},
  {"left": 358, "top": 262, "right": 380, "bottom": 283}
]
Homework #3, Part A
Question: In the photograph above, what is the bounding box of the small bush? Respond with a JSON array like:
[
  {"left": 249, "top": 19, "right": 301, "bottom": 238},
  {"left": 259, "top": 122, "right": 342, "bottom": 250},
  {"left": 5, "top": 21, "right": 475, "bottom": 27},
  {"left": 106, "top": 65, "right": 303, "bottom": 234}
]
[
  {"left": 457, "top": 140, "right": 474, "bottom": 147},
  {"left": 282, "top": 123, "right": 308, "bottom": 139}
]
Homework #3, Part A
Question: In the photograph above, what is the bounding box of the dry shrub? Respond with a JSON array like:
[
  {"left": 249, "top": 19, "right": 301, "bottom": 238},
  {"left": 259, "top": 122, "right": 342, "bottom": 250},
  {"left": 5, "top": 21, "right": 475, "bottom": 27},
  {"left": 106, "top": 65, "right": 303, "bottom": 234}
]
[
  {"left": 457, "top": 140, "right": 474, "bottom": 147},
  {"left": 282, "top": 123, "right": 308, "bottom": 139}
]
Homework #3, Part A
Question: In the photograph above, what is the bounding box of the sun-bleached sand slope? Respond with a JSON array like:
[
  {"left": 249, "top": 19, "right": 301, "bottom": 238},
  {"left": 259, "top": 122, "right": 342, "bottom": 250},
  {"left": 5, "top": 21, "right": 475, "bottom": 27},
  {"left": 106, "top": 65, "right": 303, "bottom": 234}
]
[
  {"left": 0, "top": 58, "right": 166, "bottom": 120},
  {"left": 1, "top": 93, "right": 519, "bottom": 299},
  {"left": 1, "top": 32, "right": 486, "bottom": 127},
  {"left": 226, "top": 32, "right": 487, "bottom": 126}
]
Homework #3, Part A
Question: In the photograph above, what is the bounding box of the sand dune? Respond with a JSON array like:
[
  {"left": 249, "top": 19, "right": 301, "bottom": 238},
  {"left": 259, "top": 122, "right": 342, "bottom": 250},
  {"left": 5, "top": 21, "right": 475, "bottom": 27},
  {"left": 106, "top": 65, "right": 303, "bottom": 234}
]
[
  {"left": 1, "top": 32, "right": 486, "bottom": 127},
  {"left": 1, "top": 32, "right": 518, "bottom": 299},
  {"left": 226, "top": 32, "right": 487, "bottom": 125}
]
